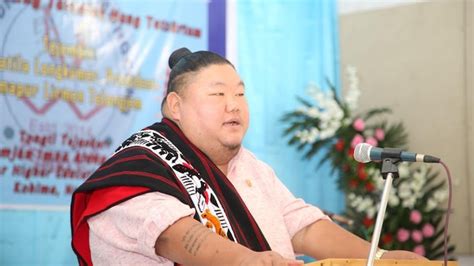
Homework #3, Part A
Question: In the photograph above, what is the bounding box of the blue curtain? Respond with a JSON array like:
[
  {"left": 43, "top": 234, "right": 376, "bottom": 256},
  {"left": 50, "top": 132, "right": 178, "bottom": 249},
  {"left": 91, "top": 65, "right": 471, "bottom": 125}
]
[{"left": 238, "top": 0, "right": 344, "bottom": 213}]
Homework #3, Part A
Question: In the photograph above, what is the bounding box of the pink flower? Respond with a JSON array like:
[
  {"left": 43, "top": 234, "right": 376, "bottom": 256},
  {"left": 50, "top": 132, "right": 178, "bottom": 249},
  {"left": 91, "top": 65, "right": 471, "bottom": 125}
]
[
  {"left": 411, "top": 230, "right": 423, "bottom": 243},
  {"left": 410, "top": 210, "right": 422, "bottom": 224},
  {"left": 413, "top": 245, "right": 426, "bottom": 256},
  {"left": 422, "top": 224, "right": 435, "bottom": 237},
  {"left": 365, "top": 136, "right": 378, "bottom": 147},
  {"left": 374, "top": 128, "right": 385, "bottom": 141},
  {"left": 350, "top": 134, "right": 364, "bottom": 148},
  {"left": 397, "top": 228, "right": 410, "bottom": 242},
  {"left": 352, "top": 118, "right": 365, "bottom": 132}
]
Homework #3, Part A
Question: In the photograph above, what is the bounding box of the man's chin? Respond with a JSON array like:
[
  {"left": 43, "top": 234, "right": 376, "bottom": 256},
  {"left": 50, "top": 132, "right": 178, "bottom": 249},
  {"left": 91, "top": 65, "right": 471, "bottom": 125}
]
[{"left": 223, "top": 142, "right": 242, "bottom": 151}]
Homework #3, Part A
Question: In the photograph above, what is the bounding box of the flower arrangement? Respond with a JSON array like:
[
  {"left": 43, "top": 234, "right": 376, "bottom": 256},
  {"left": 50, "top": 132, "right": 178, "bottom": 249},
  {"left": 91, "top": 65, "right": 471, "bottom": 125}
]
[{"left": 282, "top": 66, "right": 455, "bottom": 259}]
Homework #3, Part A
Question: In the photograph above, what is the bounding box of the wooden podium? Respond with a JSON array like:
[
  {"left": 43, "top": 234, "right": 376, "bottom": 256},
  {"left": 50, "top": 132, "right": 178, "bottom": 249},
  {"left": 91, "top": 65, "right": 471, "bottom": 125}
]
[{"left": 306, "top": 259, "right": 458, "bottom": 266}]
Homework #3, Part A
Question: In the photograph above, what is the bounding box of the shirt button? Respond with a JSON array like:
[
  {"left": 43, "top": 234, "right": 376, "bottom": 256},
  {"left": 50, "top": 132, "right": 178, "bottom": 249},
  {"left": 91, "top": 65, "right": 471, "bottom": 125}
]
[{"left": 245, "top": 179, "right": 252, "bottom": 187}]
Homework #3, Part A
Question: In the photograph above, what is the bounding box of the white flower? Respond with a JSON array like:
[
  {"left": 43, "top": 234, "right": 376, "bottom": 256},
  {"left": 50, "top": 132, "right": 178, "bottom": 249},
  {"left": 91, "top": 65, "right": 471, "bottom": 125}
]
[
  {"left": 366, "top": 206, "right": 377, "bottom": 219},
  {"left": 410, "top": 178, "right": 425, "bottom": 195},
  {"left": 295, "top": 130, "right": 302, "bottom": 138},
  {"left": 433, "top": 189, "right": 447, "bottom": 202},
  {"left": 398, "top": 163, "right": 410, "bottom": 178},
  {"left": 294, "top": 83, "right": 347, "bottom": 145},
  {"left": 348, "top": 193, "right": 356, "bottom": 201},
  {"left": 402, "top": 196, "right": 416, "bottom": 209},
  {"left": 413, "top": 170, "right": 425, "bottom": 182},
  {"left": 344, "top": 65, "right": 361, "bottom": 111},
  {"left": 388, "top": 192, "right": 400, "bottom": 207},
  {"left": 398, "top": 182, "right": 412, "bottom": 199},
  {"left": 306, "top": 107, "right": 320, "bottom": 118},
  {"left": 319, "top": 130, "right": 333, "bottom": 140},
  {"left": 372, "top": 174, "right": 384, "bottom": 191},
  {"left": 329, "top": 120, "right": 341, "bottom": 130},
  {"left": 349, "top": 195, "right": 376, "bottom": 215},
  {"left": 342, "top": 118, "right": 351, "bottom": 126},
  {"left": 355, "top": 197, "right": 372, "bottom": 213},
  {"left": 425, "top": 198, "right": 438, "bottom": 212}
]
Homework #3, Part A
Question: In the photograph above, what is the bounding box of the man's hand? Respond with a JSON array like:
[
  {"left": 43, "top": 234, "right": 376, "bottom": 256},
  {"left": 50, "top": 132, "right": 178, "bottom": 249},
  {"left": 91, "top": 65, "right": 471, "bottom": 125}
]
[
  {"left": 381, "top": 250, "right": 428, "bottom": 260},
  {"left": 237, "top": 251, "right": 304, "bottom": 266},
  {"left": 292, "top": 220, "right": 428, "bottom": 261}
]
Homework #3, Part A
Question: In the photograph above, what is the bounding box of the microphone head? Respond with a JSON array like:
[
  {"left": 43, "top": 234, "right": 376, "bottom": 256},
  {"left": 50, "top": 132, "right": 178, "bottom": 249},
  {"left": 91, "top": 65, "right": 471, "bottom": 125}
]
[{"left": 354, "top": 143, "right": 372, "bottom": 163}]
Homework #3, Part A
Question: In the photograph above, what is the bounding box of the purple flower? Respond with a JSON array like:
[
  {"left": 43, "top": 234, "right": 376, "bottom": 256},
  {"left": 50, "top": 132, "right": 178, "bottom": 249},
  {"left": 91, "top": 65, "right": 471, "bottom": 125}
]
[
  {"left": 352, "top": 118, "right": 365, "bottom": 132},
  {"left": 422, "top": 223, "right": 435, "bottom": 237},
  {"left": 411, "top": 230, "right": 423, "bottom": 243},
  {"left": 410, "top": 210, "right": 422, "bottom": 224},
  {"left": 397, "top": 228, "right": 410, "bottom": 242},
  {"left": 374, "top": 128, "right": 385, "bottom": 141},
  {"left": 350, "top": 134, "right": 364, "bottom": 148},
  {"left": 413, "top": 245, "right": 426, "bottom": 256}
]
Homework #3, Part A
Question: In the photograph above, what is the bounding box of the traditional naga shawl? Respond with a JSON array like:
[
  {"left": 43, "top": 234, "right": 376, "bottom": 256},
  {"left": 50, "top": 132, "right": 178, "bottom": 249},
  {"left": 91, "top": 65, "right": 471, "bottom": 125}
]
[{"left": 70, "top": 118, "right": 270, "bottom": 265}]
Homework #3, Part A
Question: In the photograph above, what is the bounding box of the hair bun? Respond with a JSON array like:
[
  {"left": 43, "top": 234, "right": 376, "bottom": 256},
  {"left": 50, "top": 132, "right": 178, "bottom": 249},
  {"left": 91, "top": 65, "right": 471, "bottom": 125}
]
[{"left": 169, "top": 47, "right": 192, "bottom": 68}]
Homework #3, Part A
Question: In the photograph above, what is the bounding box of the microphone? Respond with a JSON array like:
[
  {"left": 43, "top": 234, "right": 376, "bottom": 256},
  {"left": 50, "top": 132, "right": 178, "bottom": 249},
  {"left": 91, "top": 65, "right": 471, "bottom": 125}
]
[{"left": 354, "top": 143, "right": 440, "bottom": 163}]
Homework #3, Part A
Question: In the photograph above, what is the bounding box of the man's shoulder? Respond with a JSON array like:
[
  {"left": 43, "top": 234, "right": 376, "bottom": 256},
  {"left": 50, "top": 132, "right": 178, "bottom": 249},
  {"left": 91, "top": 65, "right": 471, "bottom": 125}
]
[{"left": 238, "top": 147, "right": 259, "bottom": 163}]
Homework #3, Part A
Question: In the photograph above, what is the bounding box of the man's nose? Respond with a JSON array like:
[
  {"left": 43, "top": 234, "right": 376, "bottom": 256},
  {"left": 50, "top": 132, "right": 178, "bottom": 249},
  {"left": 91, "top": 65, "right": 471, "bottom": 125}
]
[{"left": 225, "top": 95, "right": 239, "bottom": 112}]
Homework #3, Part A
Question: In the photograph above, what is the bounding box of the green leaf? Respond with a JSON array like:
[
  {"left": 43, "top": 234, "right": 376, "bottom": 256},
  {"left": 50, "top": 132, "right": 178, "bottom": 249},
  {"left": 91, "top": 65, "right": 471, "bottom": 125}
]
[
  {"left": 304, "top": 139, "right": 332, "bottom": 160},
  {"left": 296, "top": 96, "right": 314, "bottom": 107},
  {"left": 362, "top": 107, "right": 392, "bottom": 121}
]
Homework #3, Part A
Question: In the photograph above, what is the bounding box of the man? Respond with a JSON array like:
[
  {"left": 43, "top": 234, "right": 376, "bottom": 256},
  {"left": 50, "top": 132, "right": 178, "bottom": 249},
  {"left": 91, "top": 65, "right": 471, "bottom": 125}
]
[{"left": 71, "top": 48, "right": 425, "bottom": 265}]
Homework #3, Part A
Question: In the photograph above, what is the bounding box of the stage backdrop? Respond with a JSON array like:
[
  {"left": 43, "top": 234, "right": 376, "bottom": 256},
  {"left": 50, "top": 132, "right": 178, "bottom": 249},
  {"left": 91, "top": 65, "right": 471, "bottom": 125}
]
[{"left": 0, "top": 0, "right": 225, "bottom": 264}]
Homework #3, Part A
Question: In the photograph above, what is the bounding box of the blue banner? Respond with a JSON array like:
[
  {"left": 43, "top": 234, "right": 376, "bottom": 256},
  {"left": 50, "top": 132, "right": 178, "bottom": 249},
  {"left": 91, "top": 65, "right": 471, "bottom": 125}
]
[{"left": 0, "top": 0, "right": 225, "bottom": 209}]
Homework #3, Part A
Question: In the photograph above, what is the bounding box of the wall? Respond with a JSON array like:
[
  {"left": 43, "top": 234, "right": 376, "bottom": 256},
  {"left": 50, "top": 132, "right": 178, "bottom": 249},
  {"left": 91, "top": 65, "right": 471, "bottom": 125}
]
[
  {"left": 339, "top": 0, "right": 473, "bottom": 254},
  {"left": 466, "top": 0, "right": 474, "bottom": 254}
]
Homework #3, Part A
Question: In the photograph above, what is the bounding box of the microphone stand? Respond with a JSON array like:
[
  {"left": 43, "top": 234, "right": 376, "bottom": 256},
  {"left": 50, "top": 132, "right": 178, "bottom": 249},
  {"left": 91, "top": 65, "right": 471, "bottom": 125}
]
[{"left": 366, "top": 158, "right": 400, "bottom": 266}]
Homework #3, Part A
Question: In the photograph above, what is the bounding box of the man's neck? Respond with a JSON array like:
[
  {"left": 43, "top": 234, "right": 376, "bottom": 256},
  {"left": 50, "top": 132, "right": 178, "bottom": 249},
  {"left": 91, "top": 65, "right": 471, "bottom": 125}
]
[
  {"left": 167, "top": 117, "right": 240, "bottom": 175},
  {"left": 202, "top": 146, "right": 240, "bottom": 176}
]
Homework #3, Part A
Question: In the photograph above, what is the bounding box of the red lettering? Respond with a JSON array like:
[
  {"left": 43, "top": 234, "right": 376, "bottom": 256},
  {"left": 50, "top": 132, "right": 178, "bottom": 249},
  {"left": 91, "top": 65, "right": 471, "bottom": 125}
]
[
  {"left": 109, "top": 9, "right": 140, "bottom": 29},
  {"left": 13, "top": 181, "right": 59, "bottom": 196},
  {"left": 61, "top": 133, "right": 110, "bottom": 150},
  {"left": 20, "top": 130, "right": 56, "bottom": 147},
  {"left": 146, "top": 15, "right": 201, "bottom": 38},
  {"left": 64, "top": 184, "right": 76, "bottom": 194},
  {"left": 32, "top": 0, "right": 40, "bottom": 9},
  {"left": 11, "top": 165, "right": 52, "bottom": 179},
  {"left": 146, "top": 16, "right": 153, "bottom": 28},
  {"left": 0, "top": 148, "right": 11, "bottom": 158},
  {"left": 21, "top": 0, "right": 40, "bottom": 9},
  {"left": 56, "top": 0, "right": 63, "bottom": 10},
  {"left": 74, "top": 152, "right": 106, "bottom": 164},
  {"left": 56, "top": 165, "right": 92, "bottom": 179}
]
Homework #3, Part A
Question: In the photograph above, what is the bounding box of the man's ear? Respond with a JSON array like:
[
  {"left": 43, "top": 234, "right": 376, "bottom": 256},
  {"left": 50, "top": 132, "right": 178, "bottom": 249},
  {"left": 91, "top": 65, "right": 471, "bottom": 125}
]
[{"left": 165, "top": 92, "right": 182, "bottom": 121}]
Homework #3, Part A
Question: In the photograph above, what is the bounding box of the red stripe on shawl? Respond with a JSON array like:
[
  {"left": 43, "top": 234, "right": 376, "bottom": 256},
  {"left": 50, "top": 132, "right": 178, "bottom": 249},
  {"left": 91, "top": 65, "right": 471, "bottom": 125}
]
[
  {"left": 85, "top": 171, "right": 177, "bottom": 188},
  {"left": 98, "top": 153, "right": 153, "bottom": 172},
  {"left": 72, "top": 186, "right": 150, "bottom": 266}
]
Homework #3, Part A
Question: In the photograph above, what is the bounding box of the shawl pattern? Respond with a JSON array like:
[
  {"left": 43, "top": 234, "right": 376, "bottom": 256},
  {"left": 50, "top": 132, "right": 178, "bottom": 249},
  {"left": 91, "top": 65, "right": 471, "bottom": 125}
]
[{"left": 70, "top": 119, "right": 270, "bottom": 265}]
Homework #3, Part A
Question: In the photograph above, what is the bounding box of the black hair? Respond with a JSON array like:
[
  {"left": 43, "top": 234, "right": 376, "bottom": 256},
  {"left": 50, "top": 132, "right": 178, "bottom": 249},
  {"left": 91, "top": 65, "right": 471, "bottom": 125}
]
[{"left": 161, "top": 47, "right": 234, "bottom": 110}]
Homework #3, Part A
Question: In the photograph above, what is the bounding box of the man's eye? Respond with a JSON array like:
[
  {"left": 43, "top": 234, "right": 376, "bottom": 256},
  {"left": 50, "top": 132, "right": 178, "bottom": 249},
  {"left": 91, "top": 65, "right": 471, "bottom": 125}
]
[
  {"left": 236, "top": 93, "right": 245, "bottom": 96},
  {"left": 210, "top": 92, "right": 224, "bottom": 96}
]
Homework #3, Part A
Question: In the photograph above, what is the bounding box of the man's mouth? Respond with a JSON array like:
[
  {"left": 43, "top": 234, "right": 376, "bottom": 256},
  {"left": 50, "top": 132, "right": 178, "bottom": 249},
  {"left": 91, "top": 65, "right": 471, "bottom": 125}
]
[{"left": 223, "top": 119, "right": 240, "bottom": 126}]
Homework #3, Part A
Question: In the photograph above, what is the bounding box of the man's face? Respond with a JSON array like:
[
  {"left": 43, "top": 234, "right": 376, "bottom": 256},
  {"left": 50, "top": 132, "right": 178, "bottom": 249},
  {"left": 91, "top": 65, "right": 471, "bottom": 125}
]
[{"left": 177, "top": 64, "right": 249, "bottom": 153}]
